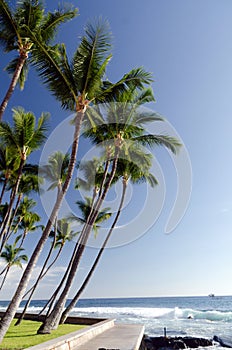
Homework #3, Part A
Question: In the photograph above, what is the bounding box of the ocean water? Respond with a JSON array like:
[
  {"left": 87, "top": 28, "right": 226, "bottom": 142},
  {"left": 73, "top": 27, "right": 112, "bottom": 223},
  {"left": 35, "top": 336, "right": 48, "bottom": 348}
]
[{"left": 0, "top": 296, "right": 231, "bottom": 346}]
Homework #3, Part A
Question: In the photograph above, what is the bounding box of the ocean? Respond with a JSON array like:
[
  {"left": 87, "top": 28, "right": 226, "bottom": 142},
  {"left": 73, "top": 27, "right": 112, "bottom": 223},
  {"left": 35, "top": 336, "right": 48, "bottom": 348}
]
[{"left": 0, "top": 296, "right": 231, "bottom": 346}]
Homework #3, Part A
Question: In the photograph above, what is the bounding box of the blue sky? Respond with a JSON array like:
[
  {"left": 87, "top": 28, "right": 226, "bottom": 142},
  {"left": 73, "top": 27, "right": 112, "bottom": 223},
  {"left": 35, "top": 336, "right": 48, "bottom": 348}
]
[{"left": 1, "top": 0, "right": 232, "bottom": 300}]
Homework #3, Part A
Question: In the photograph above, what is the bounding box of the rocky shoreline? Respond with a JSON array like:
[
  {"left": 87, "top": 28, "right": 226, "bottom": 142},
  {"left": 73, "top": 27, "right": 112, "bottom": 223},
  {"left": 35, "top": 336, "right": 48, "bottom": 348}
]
[{"left": 139, "top": 334, "right": 232, "bottom": 350}]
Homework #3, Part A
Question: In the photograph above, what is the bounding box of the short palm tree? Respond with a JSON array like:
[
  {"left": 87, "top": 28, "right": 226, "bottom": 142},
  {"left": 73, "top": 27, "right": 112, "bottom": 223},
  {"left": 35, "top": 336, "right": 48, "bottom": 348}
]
[
  {"left": 40, "top": 151, "right": 70, "bottom": 196},
  {"left": 17, "top": 211, "right": 41, "bottom": 249},
  {"left": 0, "top": 107, "right": 48, "bottom": 238},
  {"left": 0, "top": 146, "right": 19, "bottom": 204},
  {"left": 11, "top": 195, "right": 36, "bottom": 231},
  {"left": 0, "top": 237, "right": 28, "bottom": 290},
  {"left": 1, "top": 169, "right": 42, "bottom": 248},
  {"left": 0, "top": 0, "right": 77, "bottom": 119},
  {"left": 0, "top": 196, "right": 37, "bottom": 253}
]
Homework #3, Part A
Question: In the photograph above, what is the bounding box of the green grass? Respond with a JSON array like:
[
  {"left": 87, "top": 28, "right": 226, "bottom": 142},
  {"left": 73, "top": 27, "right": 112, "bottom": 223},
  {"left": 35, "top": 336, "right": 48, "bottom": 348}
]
[{"left": 0, "top": 319, "right": 86, "bottom": 349}]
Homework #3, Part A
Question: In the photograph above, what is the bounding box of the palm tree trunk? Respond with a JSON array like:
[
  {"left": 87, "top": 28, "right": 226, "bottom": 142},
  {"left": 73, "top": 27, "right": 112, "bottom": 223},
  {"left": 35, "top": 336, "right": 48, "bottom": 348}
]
[
  {"left": 0, "top": 194, "right": 24, "bottom": 253},
  {"left": 15, "top": 231, "right": 58, "bottom": 326},
  {"left": 6, "top": 193, "right": 23, "bottom": 235},
  {"left": 0, "top": 178, "right": 9, "bottom": 205},
  {"left": 38, "top": 149, "right": 120, "bottom": 333},
  {"left": 0, "top": 112, "right": 83, "bottom": 343},
  {"left": 60, "top": 179, "right": 128, "bottom": 323},
  {"left": 0, "top": 266, "right": 10, "bottom": 290},
  {"left": 0, "top": 55, "right": 27, "bottom": 121},
  {"left": 38, "top": 229, "right": 82, "bottom": 316},
  {"left": 23, "top": 228, "right": 58, "bottom": 300},
  {"left": 0, "top": 158, "right": 25, "bottom": 241}
]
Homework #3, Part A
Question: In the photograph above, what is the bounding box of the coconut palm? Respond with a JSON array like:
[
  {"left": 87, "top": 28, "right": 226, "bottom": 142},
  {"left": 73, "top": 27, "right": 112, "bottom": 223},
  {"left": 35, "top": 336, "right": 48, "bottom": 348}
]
[
  {"left": 1, "top": 169, "right": 42, "bottom": 249},
  {"left": 10, "top": 196, "right": 37, "bottom": 233},
  {"left": 0, "top": 196, "right": 37, "bottom": 253},
  {"left": 0, "top": 107, "right": 49, "bottom": 238},
  {"left": 40, "top": 86, "right": 181, "bottom": 332},
  {"left": 17, "top": 211, "right": 41, "bottom": 249},
  {"left": 38, "top": 198, "right": 111, "bottom": 322},
  {"left": 60, "top": 153, "right": 157, "bottom": 323},
  {"left": 0, "top": 146, "right": 19, "bottom": 204},
  {"left": 15, "top": 218, "right": 77, "bottom": 326},
  {"left": 0, "top": 0, "right": 77, "bottom": 119},
  {"left": 40, "top": 151, "right": 70, "bottom": 195},
  {"left": 0, "top": 19, "right": 153, "bottom": 338},
  {"left": 0, "top": 237, "right": 28, "bottom": 290}
]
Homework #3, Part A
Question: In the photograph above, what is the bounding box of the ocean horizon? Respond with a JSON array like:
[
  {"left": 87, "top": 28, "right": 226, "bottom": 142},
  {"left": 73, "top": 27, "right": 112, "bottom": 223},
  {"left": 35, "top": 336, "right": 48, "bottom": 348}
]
[{"left": 0, "top": 295, "right": 232, "bottom": 348}]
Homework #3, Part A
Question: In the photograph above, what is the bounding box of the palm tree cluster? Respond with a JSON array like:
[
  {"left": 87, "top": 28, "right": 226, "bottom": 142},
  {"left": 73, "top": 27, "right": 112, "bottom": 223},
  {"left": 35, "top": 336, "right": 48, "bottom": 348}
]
[{"left": 0, "top": 0, "right": 181, "bottom": 341}]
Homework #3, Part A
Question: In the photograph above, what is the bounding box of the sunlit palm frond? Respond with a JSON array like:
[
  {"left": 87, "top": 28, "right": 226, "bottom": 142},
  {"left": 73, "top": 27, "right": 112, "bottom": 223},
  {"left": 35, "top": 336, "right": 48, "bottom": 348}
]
[
  {"left": 72, "top": 18, "right": 112, "bottom": 97},
  {"left": 40, "top": 5, "right": 78, "bottom": 44}
]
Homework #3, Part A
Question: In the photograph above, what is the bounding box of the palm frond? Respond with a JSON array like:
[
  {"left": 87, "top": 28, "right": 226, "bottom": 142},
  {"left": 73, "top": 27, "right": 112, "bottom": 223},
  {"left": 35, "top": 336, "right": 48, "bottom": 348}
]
[
  {"left": 29, "top": 38, "right": 77, "bottom": 109},
  {"left": 15, "top": 0, "right": 43, "bottom": 32},
  {"left": 0, "top": 0, "right": 18, "bottom": 51},
  {"left": 40, "top": 5, "right": 78, "bottom": 44},
  {"left": 96, "top": 67, "right": 153, "bottom": 103},
  {"left": 133, "top": 87, "right": 155, "bottom": 105},
  {"left": 0, "top": 121, "right": 18, "bottom": 150},
  {"left": 31, "top": 111, "right": 50, "bottom": 149},
  {"left": 72, "top": 18, "right": 112, "bottom": 96},
  {"left": 133, "top": 134, "right": 181, "bottom": 154}
]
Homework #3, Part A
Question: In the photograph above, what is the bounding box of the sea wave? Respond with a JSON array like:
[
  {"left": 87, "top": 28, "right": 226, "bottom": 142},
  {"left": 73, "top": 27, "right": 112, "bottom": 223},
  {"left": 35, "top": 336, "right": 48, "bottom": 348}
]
[{"left": 69, "top": 306, "right": 232, "bottom": 323}]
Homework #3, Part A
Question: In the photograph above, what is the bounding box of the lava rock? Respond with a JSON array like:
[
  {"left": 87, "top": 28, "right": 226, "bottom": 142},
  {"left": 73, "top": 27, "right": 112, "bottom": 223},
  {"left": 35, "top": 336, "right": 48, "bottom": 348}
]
[{"left": 140, "top": 335, "right": 213, "bottom": 350}]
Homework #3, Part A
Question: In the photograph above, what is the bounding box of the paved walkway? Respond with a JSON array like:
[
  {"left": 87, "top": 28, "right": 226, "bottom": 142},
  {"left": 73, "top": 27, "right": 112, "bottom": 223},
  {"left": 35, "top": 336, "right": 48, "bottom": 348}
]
[{"left": 76, "top": 323, "right": 144, "bottom": 350}]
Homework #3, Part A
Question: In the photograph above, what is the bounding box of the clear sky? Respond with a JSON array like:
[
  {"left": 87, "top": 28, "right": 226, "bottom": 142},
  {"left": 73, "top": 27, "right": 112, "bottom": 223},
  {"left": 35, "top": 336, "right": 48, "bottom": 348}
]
[{"left": 1, "top": 0, "right": 232, "bottom": 300}]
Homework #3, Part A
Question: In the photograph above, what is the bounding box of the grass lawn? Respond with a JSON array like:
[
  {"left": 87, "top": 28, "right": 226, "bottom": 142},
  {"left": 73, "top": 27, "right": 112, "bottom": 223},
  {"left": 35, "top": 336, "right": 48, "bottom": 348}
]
[{"left": 0, "top": 319, "right": 86, "bottom": 349}]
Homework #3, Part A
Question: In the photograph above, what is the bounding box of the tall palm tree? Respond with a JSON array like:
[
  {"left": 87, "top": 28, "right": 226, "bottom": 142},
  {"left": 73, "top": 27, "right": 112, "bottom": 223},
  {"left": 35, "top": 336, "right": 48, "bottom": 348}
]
[
  {"left": 60, "top": 154, "right": 157, "bottom": 323},
  {"left": 0, "top": 19, "right": 154, "bottom": 339},
  {"left": 0, "top": 0, "right": 77, "bottom": 119},
  {"left": 0, "top": 237, "right": 28, "bottom": 290},
  {"left": 38, "top": 88, "right": 180, "bottom": 334},
  {"left": 0, "top": 107, "right": 49, "bottom": 238}
]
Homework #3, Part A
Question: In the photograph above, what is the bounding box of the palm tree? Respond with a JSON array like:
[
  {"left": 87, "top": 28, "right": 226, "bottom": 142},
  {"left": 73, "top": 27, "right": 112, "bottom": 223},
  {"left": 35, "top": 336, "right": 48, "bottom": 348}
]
[
  {"left": 0, "top": 237, "right": 28, "bottom": 290},
  {"left": 17, "top": 211, "right": 41, "bottom": 249},
  {"left": 0, "top": 146, "right": 19, "bottom": 204},
  {"left": 0, "top": 196, "right": 37, "bottom": 253},
  {"left": 0, "top": 0, "right": 77, "bottom": 119},
  {"left": 0, "top": 107, "right": 49, "bottom": 238},
  {"left": 38, "top": 198, "right": 111, "bottom": 322},
  {"left": 15, "top": 218, "right": 77, "bottom": 326},
  {"left": 60, "top": 154, "right": 157, "bottom": 323},
  {"left": 69, "top": 197, "right": 111, "bottom": 237},
  {"left": 40, "top": 86, "right": 181, "bottom": 332},
  {"left": 1, "top": 169, "right": 41, "bottom": 250},
  {"left": 40, "top": 151, "right": 70, "bottom": 196},
  {"left": 0, "top": 18, "right": 154, "bottom": 338}
]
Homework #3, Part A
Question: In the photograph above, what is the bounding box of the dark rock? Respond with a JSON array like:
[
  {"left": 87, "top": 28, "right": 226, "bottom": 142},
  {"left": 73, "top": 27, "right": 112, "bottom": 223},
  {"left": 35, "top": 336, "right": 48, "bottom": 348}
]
[
  {"left": 140, "top": 335, "right": 213, "bottom": 350},
  {"left": 182, "top": 337, "right": 212, "bottom": 348}
]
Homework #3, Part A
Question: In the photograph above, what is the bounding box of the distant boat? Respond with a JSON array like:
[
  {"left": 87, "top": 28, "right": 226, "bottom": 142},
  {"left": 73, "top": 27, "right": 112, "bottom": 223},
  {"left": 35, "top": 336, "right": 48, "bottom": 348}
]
[{"left": 208, "top": 293, "right": 215, "bottom": 297}]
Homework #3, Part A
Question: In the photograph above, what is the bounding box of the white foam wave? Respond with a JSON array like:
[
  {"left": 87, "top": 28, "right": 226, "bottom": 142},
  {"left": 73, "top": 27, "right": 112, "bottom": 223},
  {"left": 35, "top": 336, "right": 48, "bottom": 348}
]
[{"left": 70, "top": 306, "right": 232, "bottom": 323}]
